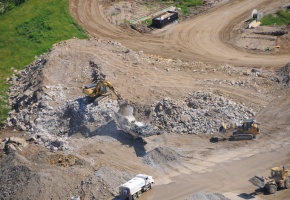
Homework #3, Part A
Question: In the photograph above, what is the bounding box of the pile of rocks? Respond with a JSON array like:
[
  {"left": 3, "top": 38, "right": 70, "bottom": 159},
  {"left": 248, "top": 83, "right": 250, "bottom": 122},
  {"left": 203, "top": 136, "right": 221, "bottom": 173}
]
[
  {"left": 0, "top": 136, "right": 28, "bottom": 153},
  {"left": 142, "top": 146, "right": 181, "bottom": 171},
  {"left": 150, "top": 91, "right": 256, "bottom": 134},
  {"left": 6, "top": 56, "right": 120, "bottom": 151},
  {"left": 7, "top": 58, "right": 47, "bottom": 132}
]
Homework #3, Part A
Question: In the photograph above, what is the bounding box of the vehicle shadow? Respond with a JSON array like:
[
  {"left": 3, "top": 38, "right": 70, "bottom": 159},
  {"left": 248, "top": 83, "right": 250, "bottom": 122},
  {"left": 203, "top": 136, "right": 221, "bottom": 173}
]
[
  {"left": 111, "top": 197, "right": 122, "bottom": 200},
  {"left": 237, "top": 192, "right": 257, "bottom": 199},
  {"left": 71, "top": 121, "right": 147, "bottom": 158},
  {"left": 87, "top": 120, "right": 147, "bottom": 157},
  {"left": 237, "top": 188, "right": 271, "bottom": 199}
]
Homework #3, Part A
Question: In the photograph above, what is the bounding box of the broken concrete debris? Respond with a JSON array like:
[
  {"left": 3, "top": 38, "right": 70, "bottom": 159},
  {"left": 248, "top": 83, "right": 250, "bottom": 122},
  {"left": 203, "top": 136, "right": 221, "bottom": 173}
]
[
  {"left": 6, "top": 40, "right": 290, "bottom": 146},
  {"left": 1, "top": 137, "right": 28, "bottom": 153},
  {"left": 151, "top": 92, "right": 255, "bottom": 134}
]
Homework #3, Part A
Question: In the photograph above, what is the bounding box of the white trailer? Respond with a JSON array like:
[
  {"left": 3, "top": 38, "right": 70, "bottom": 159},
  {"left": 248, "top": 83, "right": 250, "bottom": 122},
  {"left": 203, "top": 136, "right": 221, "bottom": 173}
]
[{"left": 119, "top": 174, "right": 154, "bottom": 200}]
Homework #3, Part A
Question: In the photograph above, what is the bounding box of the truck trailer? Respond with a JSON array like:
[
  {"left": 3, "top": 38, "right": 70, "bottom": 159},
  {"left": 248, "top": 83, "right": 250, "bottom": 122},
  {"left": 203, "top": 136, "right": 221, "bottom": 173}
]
[
  {"left": 152, "top": 11, "right": 178, "bottom": 28},
  {"left": 119, "top": 174, "right": 154, "bottom": 200}
]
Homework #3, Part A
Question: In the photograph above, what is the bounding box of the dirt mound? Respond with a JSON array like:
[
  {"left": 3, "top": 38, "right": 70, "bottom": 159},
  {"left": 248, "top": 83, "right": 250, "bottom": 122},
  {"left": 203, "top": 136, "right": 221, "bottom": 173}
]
[
  {"left": 143, "top": 146, "right": 181, "bottom": 171},
  {"left": 94, "top": 166, "right": 133, "bottom": 196},
  {"left": 0, "top": 150, "right": 132, "bottom": 200},
  {"left": 0, "top": 153, "right": 41, "bottom": 200},
  {"left": 275, "top": 62, "right": 290, "bottom": 86},
  {"left": 48, "top": 153, "right": 84, "bottom": 167}
]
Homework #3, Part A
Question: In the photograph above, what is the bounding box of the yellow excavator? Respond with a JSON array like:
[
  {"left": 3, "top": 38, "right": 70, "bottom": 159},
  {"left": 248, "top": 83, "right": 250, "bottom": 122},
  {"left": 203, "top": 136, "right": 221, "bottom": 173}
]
[
  {"left": 210, "top": 119, "right": 260, "bottom": 142},
  {"left": 82, "top": 80, "right": 122, "bottom": 104},
  {"left": 229, "top": 119, "right": 260, "bottom": 140}
]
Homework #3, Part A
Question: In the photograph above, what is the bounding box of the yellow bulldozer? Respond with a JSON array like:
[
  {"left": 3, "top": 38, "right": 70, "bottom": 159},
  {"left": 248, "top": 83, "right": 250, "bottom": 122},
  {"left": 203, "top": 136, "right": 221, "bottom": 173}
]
[
  {"left": 249, "top": 166, "right": 290, "bottom": 194},
  {"left": 82, "top": 80, "right": 122, "bottom": 104}
]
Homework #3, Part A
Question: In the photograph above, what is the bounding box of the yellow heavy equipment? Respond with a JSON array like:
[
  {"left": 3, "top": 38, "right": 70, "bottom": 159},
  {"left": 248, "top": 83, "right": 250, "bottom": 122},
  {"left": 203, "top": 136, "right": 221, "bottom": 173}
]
[
  {"left": 210, "top": 119, "right": 260, "bottom": 142},
  {"left": 82, "top": 80, "right": 122, "bottom": 104},
  {"left": 229, "top": 119, "right": 260, "bottom": 140},
  {"left": 249, "top": 166, "right": 290, "bottom": 194}
]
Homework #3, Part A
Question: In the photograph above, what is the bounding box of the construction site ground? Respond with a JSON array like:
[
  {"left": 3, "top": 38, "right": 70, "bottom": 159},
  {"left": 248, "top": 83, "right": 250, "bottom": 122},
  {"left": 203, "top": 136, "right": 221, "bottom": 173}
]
[{"left": 1, "top": 0, "right": 290, "bottom": 200}]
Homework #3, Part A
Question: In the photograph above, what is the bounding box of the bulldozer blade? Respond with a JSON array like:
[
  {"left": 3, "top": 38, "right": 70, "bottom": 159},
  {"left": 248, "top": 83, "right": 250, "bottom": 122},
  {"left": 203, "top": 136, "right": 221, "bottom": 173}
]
[{"left": 249, "top": 176, "right": 265, "bottom": 188}]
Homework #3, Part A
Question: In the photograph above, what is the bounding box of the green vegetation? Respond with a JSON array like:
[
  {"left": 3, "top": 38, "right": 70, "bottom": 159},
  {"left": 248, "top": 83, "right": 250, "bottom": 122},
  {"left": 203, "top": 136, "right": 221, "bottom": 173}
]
[
  {"left": 174, "top": 0, "right": 203, "bottom": 9},
  {"left": 0, "top": 0, "right": 88, "bottom": 124},
  {"left": 158, "top": 0, "right": 203, "bottom": 14},
  {"left": 0, "top": 0, "right": 27, "bottom": 14},
  {"left": 142, "top": 18, "right": 152, "bottom": 26},
  {"left": 261, "top": 9, "right": 290, "bottom": 26}
]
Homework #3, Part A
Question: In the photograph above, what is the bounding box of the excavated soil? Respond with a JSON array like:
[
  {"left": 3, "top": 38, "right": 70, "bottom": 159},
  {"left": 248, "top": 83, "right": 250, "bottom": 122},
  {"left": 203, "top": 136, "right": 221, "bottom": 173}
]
[{"left": 1, "top": 0, "right": 290, "bottom": 200}]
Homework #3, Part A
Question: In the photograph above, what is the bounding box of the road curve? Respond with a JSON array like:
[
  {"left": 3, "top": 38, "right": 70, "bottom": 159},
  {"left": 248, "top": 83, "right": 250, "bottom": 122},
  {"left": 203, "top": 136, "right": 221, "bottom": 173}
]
[{"left": 70, "top": 0, "right": 290, "bottom": 68}]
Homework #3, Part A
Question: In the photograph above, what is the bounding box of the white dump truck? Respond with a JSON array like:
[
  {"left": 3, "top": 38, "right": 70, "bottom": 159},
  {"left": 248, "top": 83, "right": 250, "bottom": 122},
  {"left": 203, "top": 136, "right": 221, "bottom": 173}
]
[{"left": 119, "top": 174, "right": 154, "bottom": 200}]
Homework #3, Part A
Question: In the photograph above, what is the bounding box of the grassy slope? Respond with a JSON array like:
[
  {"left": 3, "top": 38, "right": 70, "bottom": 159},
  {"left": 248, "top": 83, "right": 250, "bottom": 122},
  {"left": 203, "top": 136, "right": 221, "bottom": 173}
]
[
  {"left": 261, "top": 9, "right": 290, "bottom": 26},
  {"left": 0, "top": 0, "right": 88, "bottom": 124}
]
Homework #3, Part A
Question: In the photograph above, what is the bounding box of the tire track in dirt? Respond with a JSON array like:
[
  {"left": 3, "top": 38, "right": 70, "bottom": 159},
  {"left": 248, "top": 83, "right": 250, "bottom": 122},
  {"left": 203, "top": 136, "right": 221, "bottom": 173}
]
[{"left": 70, "top": 0, "right": 290, "bottom": 68}]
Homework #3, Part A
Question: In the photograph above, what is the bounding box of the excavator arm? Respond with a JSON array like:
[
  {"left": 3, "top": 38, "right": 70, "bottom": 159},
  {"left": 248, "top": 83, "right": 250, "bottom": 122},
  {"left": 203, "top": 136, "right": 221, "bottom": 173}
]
[
  {"left": 103, "top": 81, "right": 122, "bottom": 100},
  {"left": 83, "top": 80, "right": 122, "bottom": 100}
]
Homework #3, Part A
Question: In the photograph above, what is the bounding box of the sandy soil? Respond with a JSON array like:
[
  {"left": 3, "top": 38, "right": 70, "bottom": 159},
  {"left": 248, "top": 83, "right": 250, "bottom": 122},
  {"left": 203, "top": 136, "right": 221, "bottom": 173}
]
[
  {"left": 1, "top": 0, "right": 290, "bottom": 200},
  {"left": 70, "top": 0, "right": 290, "bottom": 68}
]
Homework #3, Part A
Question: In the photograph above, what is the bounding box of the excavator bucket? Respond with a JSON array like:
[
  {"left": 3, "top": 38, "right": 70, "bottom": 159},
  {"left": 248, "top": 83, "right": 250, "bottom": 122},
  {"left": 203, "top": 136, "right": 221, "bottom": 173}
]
[{"left": 249, "top": 176, "right": 265, "bottom": 188}]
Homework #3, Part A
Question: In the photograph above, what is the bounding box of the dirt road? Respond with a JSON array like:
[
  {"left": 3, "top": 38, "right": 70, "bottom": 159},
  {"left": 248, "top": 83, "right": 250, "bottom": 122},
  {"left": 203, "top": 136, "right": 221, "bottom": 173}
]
[
  {"left": 2, "top": 1, "right": 290, "bottom": 200},
  {"left": 141, "top": 147, "right": 290, "bottom": 200},
  {"left": 70, "top": 0, "right": 290, "bottom": 68}
]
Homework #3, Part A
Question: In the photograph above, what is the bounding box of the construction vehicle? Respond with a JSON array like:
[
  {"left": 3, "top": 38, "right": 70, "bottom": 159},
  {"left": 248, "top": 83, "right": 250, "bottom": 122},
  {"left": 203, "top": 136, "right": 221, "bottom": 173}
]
[
  {"left": 210, "top": 119, "right": 260, "bottom": 142},
  {"left": 113, "top": 103, "right": 162, "bottom": 140},
  {"left": 230, "top": 119, "right": 260, "bottom": 140},
  {"left": 119, "top": 174, "right": 154, "bottom": 200},
  {"left": 249, "top": 166, "right": 290, "bottom": 194},
  {"left": 82, "top": 80, "right": 121, "bottom": 104}
]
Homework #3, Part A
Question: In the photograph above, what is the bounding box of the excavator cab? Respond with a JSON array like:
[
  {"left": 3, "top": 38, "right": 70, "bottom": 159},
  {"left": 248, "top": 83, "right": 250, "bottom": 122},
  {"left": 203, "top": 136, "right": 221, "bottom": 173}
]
[
  {"left": 99, "top": 85, "right": 107, "bottom": 95},
  {"left": 236, "top": 119, "right": 260, "bottom": 135}
]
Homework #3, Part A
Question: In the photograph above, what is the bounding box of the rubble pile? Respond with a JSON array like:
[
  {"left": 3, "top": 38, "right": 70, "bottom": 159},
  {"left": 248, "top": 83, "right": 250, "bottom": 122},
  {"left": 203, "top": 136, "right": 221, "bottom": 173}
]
[
  {"left": 6, "top": 56, "right": 120, "bottom": 150},
  {"left": 7, "top": 58, "right": 47, "bottom": 132},
  {"left": 33, "top": 97, "right": 119, "bottom": 137},
  {"left": 151, "top": 92, "right": 256, "bottom": 134},
  {"left": 0, "top": 136, "right": 28, "bottom": 153}
]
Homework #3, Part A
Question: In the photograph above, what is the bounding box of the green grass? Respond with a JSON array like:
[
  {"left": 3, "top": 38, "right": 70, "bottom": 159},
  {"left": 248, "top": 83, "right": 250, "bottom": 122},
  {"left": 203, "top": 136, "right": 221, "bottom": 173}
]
[
  {"left": 154, "top": 0, "right": 203, "bottom": 14},
  {"left": 0, "top": 0, "right": 88, "bottom": 124},
  {"left": 174, "top": 0, "right": 203, "bottom": 14},
  {"left": 142, "top": 18, "right": 153, "bottom": 26},
  {"left": 261, "top": 9, "right": 290, "bottom": 26}
]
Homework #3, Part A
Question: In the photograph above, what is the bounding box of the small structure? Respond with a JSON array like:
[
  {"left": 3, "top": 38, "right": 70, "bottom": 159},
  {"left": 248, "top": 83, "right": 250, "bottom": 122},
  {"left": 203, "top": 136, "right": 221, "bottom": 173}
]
[{"left": 152, "top": 11, "right": 178, "bottom": 28}]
